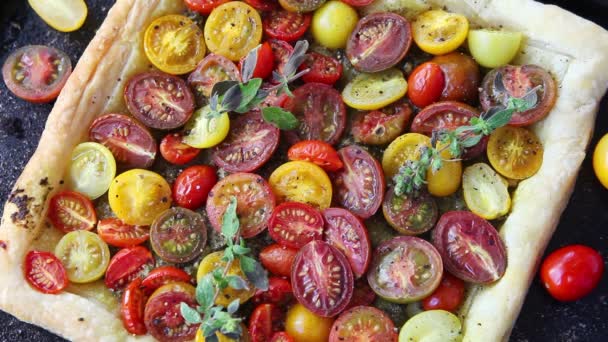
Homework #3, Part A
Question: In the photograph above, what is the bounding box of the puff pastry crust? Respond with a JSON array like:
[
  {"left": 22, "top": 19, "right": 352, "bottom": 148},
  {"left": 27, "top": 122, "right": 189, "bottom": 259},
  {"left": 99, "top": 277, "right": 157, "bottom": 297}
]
[{"left": 0, "top": 0, "right": 607, "bottom": 341}]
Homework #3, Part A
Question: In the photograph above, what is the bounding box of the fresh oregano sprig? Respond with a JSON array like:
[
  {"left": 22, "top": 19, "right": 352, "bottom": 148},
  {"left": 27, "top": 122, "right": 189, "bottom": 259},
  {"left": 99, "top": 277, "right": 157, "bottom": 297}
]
[
  {"left": 393, "top": 78, "right": 541, "bottom": 197},
  {"left": 203, "top": 40, "right": 311, "bottom": 130},
  {"left": 180, "top": 197, "right": 269, "bottom": 341}
]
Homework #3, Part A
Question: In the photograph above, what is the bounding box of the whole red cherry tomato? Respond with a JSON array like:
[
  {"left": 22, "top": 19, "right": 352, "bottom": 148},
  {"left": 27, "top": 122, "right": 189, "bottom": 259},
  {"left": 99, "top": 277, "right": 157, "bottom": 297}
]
[
  {"left": 259, "top": 244, "right": 298, "bottom": 277},
  {"left": 421, "top": 273, "right": 465, "bottom": 312},
  {"left": 407, "top": 62, "right": 445, "bottom": 108},
  {"left": 173, "top": 165, "right": 218, "bottom": 210},
  {"left": 540, "top": 244, "right": 604, "bottom": 302},
  {"left": 240, "top": 41, "right": 275, "bottom": 80}
]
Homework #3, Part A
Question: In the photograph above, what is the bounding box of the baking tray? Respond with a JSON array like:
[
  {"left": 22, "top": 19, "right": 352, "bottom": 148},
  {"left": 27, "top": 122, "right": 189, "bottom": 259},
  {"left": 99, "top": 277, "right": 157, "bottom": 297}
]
[{"left": 0, "top": 0, "right": 606, "bottom": 341}]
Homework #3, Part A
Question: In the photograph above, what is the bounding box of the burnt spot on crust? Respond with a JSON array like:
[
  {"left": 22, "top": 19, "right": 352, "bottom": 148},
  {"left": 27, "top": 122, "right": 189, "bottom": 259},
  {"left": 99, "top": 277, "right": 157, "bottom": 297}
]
[
  {"left": 7, "top": 188, "right": 46, "bottom": 229},
  {"left": 39, "top": 177, "right": 49, "bottom": 186},
  {"left": 0, "top": 240, "right": 7, "bottom": 250},
  {"left": 78, "top": 317, "right": 85, "bottom": 322}
]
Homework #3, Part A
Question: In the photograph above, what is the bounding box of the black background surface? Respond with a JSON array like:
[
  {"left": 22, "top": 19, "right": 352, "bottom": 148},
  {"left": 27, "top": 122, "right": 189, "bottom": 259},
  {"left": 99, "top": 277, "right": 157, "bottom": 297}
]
[{"left": 0, "top": 1, "right": 607, "bottom": 341}]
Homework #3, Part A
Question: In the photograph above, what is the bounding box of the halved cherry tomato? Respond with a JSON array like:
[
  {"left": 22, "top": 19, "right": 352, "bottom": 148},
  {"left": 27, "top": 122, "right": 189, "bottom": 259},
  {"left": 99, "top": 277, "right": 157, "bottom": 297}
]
[
  {"left": 270, "top": 332, "right": 294, "bottom": 342},
  {"left": 160, "top": 132, "right": 201, "bottom": 165},
  {"left": 411, "top": 101, "right": 479, "bottom": 134},
  {"left": 105, "top": 246, "right": 155, "bottom": 290},
  {"left": 329, "top": 306, "right": 397, "bottom": 342},
  {"left": 540, "top": 244, "right": 604, "bottom": 302},
  {"left": 47, "top": 190, "right": 96, "bottom": 233},
  {"left": 259, "top": 242, "right": 298, "bottom": 276},
  {"left": 249, "top": 304, "right": 284, "bottom": 342},
  {"left": 2, "top": 45, "right": 71, "bottom": 103},
  {"left": 462, "top": 162, "right": 511, "bottom": 220},
  {"left": 207, "top": 173, "right": 275, "bottom": 238},
  {"left": 284, "top": 83, "right": 346, "bottom": 145},
  {"left": 67, "top": 142, "right": 116, "bottom": 200},
  {"left": 188, "top": 53, "right": 242, "bottom": 99},
  {"left": 412, "top": 10, "right": 469, "bottom": 55},
  {"left": 268, "top": 202, "right": 324, "bottom": 249},
  {"left": 89, "top": 114, "right": 157, "bottom": 169},
  {"left": 431, "top": 52, "right": 480, "bottom": 104},
  {"left": 245, "top": 0, "right": 279, "bottom": 11},
  {"left": 311, "top": 0, "right": 359, "bottom": 49},
  {"left": 239, "top": 42, "right": 275, "bottom": 80},
  {"left": 407, "top": 62, "right": 445, "bottom": 108},
  {"left": 287, "top": 140, "right": 343, "bottom": 172},
  {"left": 97, "top": 218, "right": 149, "bottom": 248},
  {"left": 150, "top": 207, "right": 207, "bottom": 263},
  {"left": 346, "top": 13, "right": 412, "bottom": 73},
  {"left": 173, "top": 165, "right": 218, "bottom": 210},
  {"left": 399, "top": 310, "right": 462, "bottom": 342},
  {"left": 24, "top": 251, "right": 68, "bottom": 294},
  {"left": 259, "top": 81, "right": 290, "bottom": 108},
  {"left": 269, "top": 161, "right": 333, "bottom": 210},
  {"left": 351, "top": 101, "right": 412, "bottom": 146},
  {"left": 323, "top": 208, "right": 371, "bottom": 278},
  {"left": 432, "top": 211, "right": 506, "bottom": 284},
  {"left": 141, "top": 266, "right": 192, "bottom": 296},
  {"left": 121, "top": 278, "right": 146, "bottom": 335},
  {"left": 264, "top": 10, "right": 311, "bottom": 42},
  {"left": 421, "top": 273, "right": 465, "bottom": 312},
  {"left": 278, "top": 0, "right": 325, "bottom": 12},
  {"left": 144, "top": 15, "right": 206, "bottom": 75},
  {"left": 197, "top": 251, "right": 255, "bottom": 306},
  {"left": 382, "top": 133, "right": 430, "bottom": 179},
  {"left": 213, "top": 111, "right": 280, "bottom": 172},
  {"left": 183, "top": 106, "right": 231, "bottom": 149},
  {"left": 480, "top": 64, "right": 557, "bottom": 126},
  {"left": 292, "top": 240, "right": 354, "bottom": 317},
  {"left": 339, "top": 0, "right": 373, "bottom": 6},
  {"left": 125, "top": 72, "right": 195, "bottom": 130},
  {"left": 55, "top": 230, "right": 110, "bottom": 283},
  {"left": 268, "top": 39, "right": 294, "bottom": 79},
  {"left": 342, "top": 68, "right": 408, "bottom": 111},
  {"left": 487, "top": 126, "right": 544, "bottom": 180},
  {"left": 204, "top": 2, "right": 263, "bottom": 61},
  {"left": 28, "top": 0, "right": 87, "bottom": 32},
  {"left": 299, "top": 52, "right": 342, "bottom": 85},
  {"left": 332, "top": 145, "right": 385, "bottom": 218},
  {"left": 368, "top": 236, "right": 443, "bottom": 303},
  {"left": 344, "top": 278, "right": 376, "bottom": 310},
  {"left": 253, "top": 276, "right": 293, "bottom": 305},
  {"left": 285, "top": 303, "right": 334, "bottom": 342},
  {"left": 468, "top": 29, "right": 522, "bottom": 68},
  {"left": 185, "top": 0, "right": 230, "bottom": 14},
  {"left": 144, "top": 282, "right": 199, "bottom": 342},
  {"left": 382, "top": 188, "right": 438, "bottom": 235}
]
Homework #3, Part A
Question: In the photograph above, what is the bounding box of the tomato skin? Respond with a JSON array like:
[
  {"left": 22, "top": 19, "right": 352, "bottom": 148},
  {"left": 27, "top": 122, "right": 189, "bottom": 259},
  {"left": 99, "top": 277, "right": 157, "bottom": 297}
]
[
  {"left": 253, "top": 276, "right": 293, "bottom": 306},
  {"left": 173, "top": 165, "right": 218, "bottom": 210},
  {"left": 105, "top": 246, "right": 155, "bottom": 290},
  {"left": 271, "top": 332, "right": 295, "bottom": 342},
  {"left": 408, "top": 62, "right": 446, "bottom": 108},
  {"left": 245, "top": 0, "right": 279, "bottom": 11},
  {"left": 249, "top": 304, "right": 284, "bottom": 342},
  {"left": 285, "top": 303, "right": 334, "bottom": 342},
  {"left": 121, "top": 278, "right": 147, "bottom": 335},
  {"left": 421, "top": 273, "right": 465, "bottom": 312},
  {"left": 160, "top": 133, "right": 200, "bottom": 165},
  {"left": 540, "top": 245, "right": 604, "bottom": 302},
  {"left": 141, "top": 266, "right": 192, "bottom": 296},
  {"left": 594, "top": 133, "right": 608, "bottom": 189},
  {"left": 264, "top": 10, "right": 311, "bottom": 42},
  {"left": 185, "top": 0, "right": 230, "bottom": 15},
  {"left": 259, "top": 244, "right": 298, "bottom": 277},
  {"left": 188, "top": 53, "right": 242, "bottom": 99},
  {"left": 239, "top": 42, "right": 274, "bottom": 79},
  {"left": 340, "top": 0, "right": 373, "bottom": 6},
  {"left": 24, "top": 251, "right": 68, "bottom": 294},
  {"left": 287, "top": 140, "right": 343, "bottom": 172},
  {"left": 431, "top": 52, "right": 480, "bottom": 104},
  {"left": 47, "top": 190, "right": 97, "bottom": 233},
  {"left": 299, "top": 52, "right": 342, "bottom": 85},
  {"left": 97, "top": 218, "right": 150, "bottom": 248},
  {"left": 351, "top": 101, "right": 412, "bottom": 146}
]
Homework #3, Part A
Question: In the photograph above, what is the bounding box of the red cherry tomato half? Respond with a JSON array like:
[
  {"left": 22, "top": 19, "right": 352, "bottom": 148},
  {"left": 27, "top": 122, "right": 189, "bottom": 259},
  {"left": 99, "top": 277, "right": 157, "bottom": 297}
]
[
  {"left": 269, "top": 39, "right": 294, "bottom": 81},
  {"left": 264, "top": 10, "right": 311, "bottom": 42},
  {"left": 332, "top": 145, "right": 385, "bottom": 219},
  {"left": 24, "top": 251, "right": 68, "bottom": 294},
  {"left": 173, "top": 165, "right": 218, "bottom": 210},
  {"left": 249, "top": 303, "right": 284, "bottom": 342},
  {"left": 292, "top": 240, "right": 354, "bottom": 317},
  {"left": 125, "top": 72, "right": 195, "bottom": 130},
  {"left": 144, "top": 282, "right": 199, "bottom": 342},
  {"left": 540, "top": 244, "right": 604, "bottom": 302},
  {"left": 340, "top": 0, "right": 373, "bottom": 6},
  {"left": 47, "top": 191, "right": 97, "bottom": 233},
  {"left": 184, "top": 0, "right": 230, "bottom": 14},
  {"left": 150, "top": 207, "right": 207, "bottom": 264},
  {"left": 323, "top": 208, "right": 371, "bottom": 278},
  {"left": 121, "top": 278, "right": 147, "bottom": 335},
  {"left": 105, "top": 246, "right": 155, "bottom": 290},
  {"left": 160, "top": 133, "right": 200, "bottom": 165},
  {"left": 245, "top": 0, "right": 279, "bottom": 11},
  {"left": 259, "top": 82, "right": 290, "bottom": 108},
  {"left": 239, "top": 42, "right": 275, "bottom": 80},
  {"left": 271, "top": 332, "right": 295, "bottom": 342},
  {"left": 407, "top": 62, "right": 446, "bottom": 108},
  {"left": 141, "top": 266, "right": 192, "bottom": 296},
  {"left": 329, "top": 306, "right": 397, "bottom": 342},
  {"left": 253, "top": 276, "right": 293, "bottom": 306},
  {"left": 97, "top": 218, "right": 150, "bottom": 248},
  {"left": 268, "top": 202, "right": 324, "bottom": 248},
  {"left": 344, "top": 278, "right": 376, "bottom": 310},
  {"left": 421, "top": 273, "right": 465, "bottom": 312},
  {"left": 259, "top": 244, "right": 299, "bottom": 277},
  {"left": 351, "top": 101, "right": 412, "bottom": 146},
  {"left": 432, "top": 211, "right": 507, "bottom": 284},
  {"left": 188, "top": 53, "right": 242, "bottom": 99},
  {"left": 299, "top": 52, "right": 343, "bottom": 85},
  {"left": 2, "top": 45, "right": 72, "bottom": 103},
  {"left": 287, "top": 140, "right": 343, "bottom": 172}
]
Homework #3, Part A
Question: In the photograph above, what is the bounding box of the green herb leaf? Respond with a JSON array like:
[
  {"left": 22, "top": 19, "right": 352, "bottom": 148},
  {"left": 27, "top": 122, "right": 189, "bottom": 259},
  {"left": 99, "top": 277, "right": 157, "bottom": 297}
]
[
  {"left": 220, "top": 84, "right": 243, "bottom": 112},
  {"left": 241, "top": 45, "right": 260, "bottom": 82},
  {"left": 180, "top": 303, "right": 202, "bottom": 324},
  {"left": 240, "top": 255, "right": 269, "bottom": 291},
  {"left": 282, "top": 40, "right": 309, "bottom": 78},
  {"left": 232, "top": 243, "right": 251, "bottom": 256},
  {"left": 221, "top": 196, "right": 239, "bottom": 241},
  {"left": 223, "top": 247, "right": 235, "bottom": 263},
  {"left": 205, "top": 334, "right": 219, "bottom": 342},
  {"left": 262, "top": 106, "right": 299, "bottom": 130},
  {"left": 461, "top": 134, "right": 483, "bottom": 148},
  {"left": 227, "top": 299, "right": 240, "bottom": 314},
  {"left": 196, "top": 274, "right": 216, "bottom": 310},
  {"left": 226, "top": 275, "right": 249, "bottom": 290},
  {"left": 485, "top": 107, "right": 513, "bottom": 131},
  {"left": 235, "top": 78, "right": 263, "bottom": 113}
]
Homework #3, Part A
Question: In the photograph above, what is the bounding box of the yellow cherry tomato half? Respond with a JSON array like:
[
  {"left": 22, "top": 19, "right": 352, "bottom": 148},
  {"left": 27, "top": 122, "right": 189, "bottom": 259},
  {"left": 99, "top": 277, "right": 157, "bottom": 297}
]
[
  {"left": 487, "top": 126, "right": 544, "bottom": 180},
  {"left": 593, "top": 133, "right": 608, "bottom": 189},
  {"left": 342, "top": 68, "right": 408, "bottom": 111},
  {"left": 55, "top": 230, "right": 110, "bottom": 283},
  {"left": 182, "top": 105, "right": 231, "bottom": 149},
  {"left": 204, "top": 2, "right": 263, "bottom": 61},
  {"left": 312, "top": 1, "right": 359, "bottom": 49},
  {"left": 269, "top": 161, "right": 333, "bottom": 210},
  {"left": 468, "top": 29, "right": 522, "bottom": 68},
  {"left": 286, "top": 303, "right": 334, "bottom": 342},
  {"left": 427, "top": 159, "right": 462, "bottom": 197},
  {"left": 108, "top": 169, "right": 172, "bottom": 226},
  {"left": 399, "top": 310, "right": 462, "bottom": 342},
  {"left": 28, "top": 0, "right": 87, "bottom": 32},
  {"left": 197, "top": 251, "right": 255, "bottom": 307},
  {"left": 144, "top": 15, "right": 206, "bottom": 75},
  {"left": 382, "top": 133, "right": 430, "bottom": 179},
  {"left": 463, "top": 162, "right": 511, "bottom": 220},
  {"left": 412, "top": 10, "right": 469, "bottom": 55},
  {"left": 67, "top": 142, "right": 116, "bottom": 200}
]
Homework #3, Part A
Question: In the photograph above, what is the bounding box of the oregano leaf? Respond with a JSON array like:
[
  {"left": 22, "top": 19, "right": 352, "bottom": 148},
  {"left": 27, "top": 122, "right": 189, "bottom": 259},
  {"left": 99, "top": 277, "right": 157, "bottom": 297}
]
[
  {"left": 221, "top": 84, "right": 242, "bottom": 112},
  {"left": 262, "top": 106, "right": 299, "bottom": 130},
  {"left": 240, "top": 255, "right": 269, "bottom": 291},
  {"left": 196, "top": 274, "right": 215, "bottom": 310},
  {"left": 180, "top": 303, "right": 202, "bottom": 324},
  {"left": 227, "top": 299, "right": 240, "bottom": 314},
  {"left": 235, "top": 78, "right": 263, "bottom": 113},
  {"left": 241, "top": 45, "right": 260, "bottom": 82},
  {"left": 221, "top": 196, "right": 239, "bottom": 241},
  {"left": 283, "top": 40, "right": 309, "bottom": 77},
  {"left": 226, "top": 275, "right": 249, "bottom": 290}
]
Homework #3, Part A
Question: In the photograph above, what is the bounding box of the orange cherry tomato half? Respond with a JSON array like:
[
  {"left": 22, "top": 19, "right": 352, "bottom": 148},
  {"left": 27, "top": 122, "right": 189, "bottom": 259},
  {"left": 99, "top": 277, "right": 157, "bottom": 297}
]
[
  {"left": 287, "top": 140, "right": 343, "bottom": 172},
  {"left": 97, "top": 218, "right": 150, "bottom": 248},
  {"left": 47, "top": 190, "right": 97, "bottom": 233},
  {"left": 407, "top": 62, "right": 446, "bottom": 108},
  {"left": 24, "top": 250, "right": 68, "bottom": 294},
  {"left": 421, "top": 273, "right": 465, "bottom": 312},
  {"left": 160, "top": 132, "right": 201, "bottom": 165}
]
